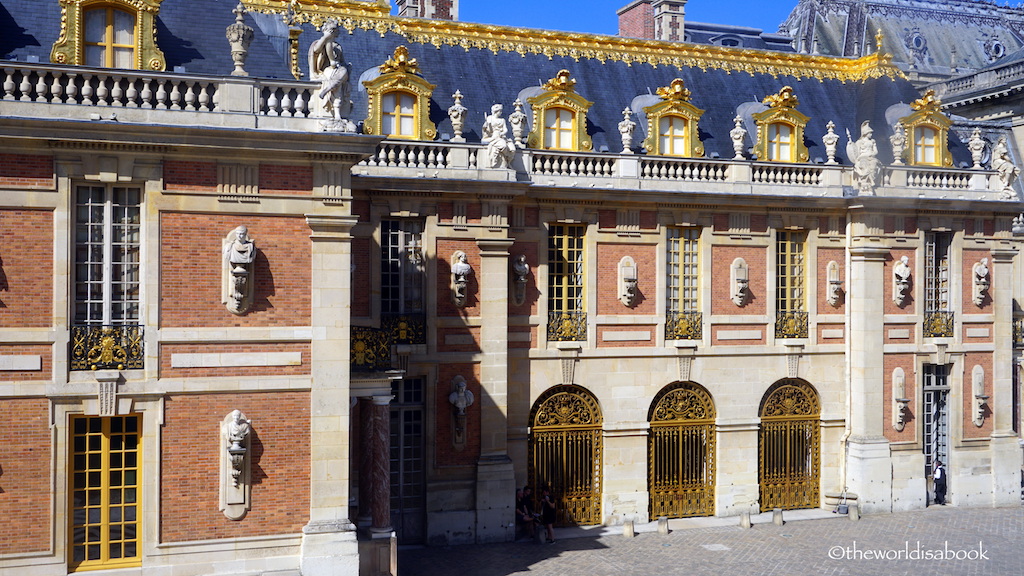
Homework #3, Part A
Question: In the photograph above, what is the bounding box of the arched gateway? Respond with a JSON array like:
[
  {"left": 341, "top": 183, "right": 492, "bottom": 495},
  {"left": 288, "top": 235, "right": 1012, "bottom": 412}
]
[
  {"left": 648, "top": 381, "right": 716, "bottom": 518},
  {"left": 758, "top": 379, "right": 821, "bottom": 511}
]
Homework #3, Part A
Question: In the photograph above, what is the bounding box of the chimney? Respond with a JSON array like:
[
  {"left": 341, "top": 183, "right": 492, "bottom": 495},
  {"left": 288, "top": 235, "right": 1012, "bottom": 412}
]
[
  {"left": 618, "top": 0, "right": 686, "bottom": 41},
  {"left": 395, "top": 0, "right": 458, "bottom": 20},
  {"left": 618, "top": 1, "right": 654, "bottom": 39},
  {"left": 653, "top": 0, "right": 686, "bottom": 42}
]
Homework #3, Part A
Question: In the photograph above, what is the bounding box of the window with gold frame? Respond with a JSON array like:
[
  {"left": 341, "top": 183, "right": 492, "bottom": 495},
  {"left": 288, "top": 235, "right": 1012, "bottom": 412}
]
[
  {"left": 69, "top": 414, "right": 141, "bottom": 571},
  {"left": 776, "top": 230, "right": 807, "bottom": 314},
  {"left": 363, "top": 46, "right": 437, "bottom": 141},
  {"left": 527, "top": 70, "right": 593, "bottom": 152},
  {"left": 900, "top": 90, "right": 953, "bottom": 168},
  {"left": 752, "top": 87, "right": 809, "bottom": 163},
  {"left": 51, "top": 0, "right": 166, "bottom": 71},
  {"left": 643, "top": 79, "right": 705, "bottom": 158}
]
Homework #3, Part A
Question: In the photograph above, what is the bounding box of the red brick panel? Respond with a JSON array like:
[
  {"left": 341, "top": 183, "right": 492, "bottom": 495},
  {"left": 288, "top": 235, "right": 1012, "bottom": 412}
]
[
  {"left": 885, "top": 249, "right": 915, "bottom": 315},
  {"left": 597, "top": 325, "right": 656, "bottom": 347},
  {"left": 816, "top": 323, "right": 845, "bottom": 345},
  {"left": 159, "top": 342, "right": 310, "bottom": 379},
  {"left": 963, "top": 323, "right": 993, "bottom": 343},
  {"left": 884, "top": 323, "right": 916, "bottom": 344},
  {"left": 598, "top": 210, "right": 615, "bottom": 229},
  {"left": 259, "top": 164, "right": 313, "bottom": 196},
  {"left": 711, "top": 245, "right": 767, "bottom": 315},
  {"left": 816, "top": 247, "right": 845, "bottom": 313},
  {"left": 618, "top": 1, "right": 654, "bottom": 38},
  {"left": 351, "top": 199, "right": 371, "bottom": 224},
  {"left": 711, "top": 324, "right": 766, "bottom": 345},
  {"left": 962, "top": 352, "right": 994, "bottom": 439},
  {"left": 509, "top": 325, "right": 534, "bottom": 349},
  {"left": 0, "top": 154, "right": 55, "bottom": 189},
  {"left": 962, "top": 249, "right": 990, "bottom": 312},
  {"left": 160, "top": 213, "right": 311, "bottom": 328},
  {"left": 883, "top": 354, "right": 916, "bottom": 443},
  {"left": 0, "top": 344, "right": 52, "bottom": 382},
  {"left": 0, "top": 398, "right": 51, "bottom": 554},
  {"left": 161, "top": 392, "right": 310, "bottom": 542},
  {"left": 0, "top": 209, "right": 53, "bottom": 328},
  {"left": 437, "top": 326, "right": 481, "bottom": 353},
  {"left": 597, "top": 243, "right": 656, "bottom": 315},
  {"left": 163, "top": 160, "right": 217, "bottom": 192},
  {"left": 436, "top": 240, "right": 480, "bottom": 317},
  {"left": 352, "top": 236, "right": 371, "bottom": 318},
  {"left": 435, "top": 363, "right": 480, "bottom": 467}
]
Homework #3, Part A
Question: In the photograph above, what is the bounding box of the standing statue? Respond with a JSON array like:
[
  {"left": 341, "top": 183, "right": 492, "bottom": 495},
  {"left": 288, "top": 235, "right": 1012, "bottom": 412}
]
[
  {"left": 992, "top": 136, "right": 1019, "bottom": 199},
  {"left": 967, "top": 127, "right": 986, "bottom": 169},
  {"left": 308, "top": 19, "right": 353, "bottom": 125},
  {"left": 509, "top": 99, "right": 527, "bottom": 148},
  {"left": 223, "top": 225, "right": 256, "bottom": 315},
  {"left": 448, "top": 90, "right": 467, "bottom": 142},
  {"left": 618, "top": 107, "right": 636, "bottom": 154},
  {"left": 889, "top": 122, "right": 907, "bottom": 165},
  {"left": 822, "top": 121, "right": 840, "bottom": 165},
  {"left": 730, "top": 116, "right": 747, "bottom": 160},
  {"left": 846, "top": 121, "right": 882, "bottom": 195},
  {"left": 481, "top": 104, "right": 516, "bottom": 169}
]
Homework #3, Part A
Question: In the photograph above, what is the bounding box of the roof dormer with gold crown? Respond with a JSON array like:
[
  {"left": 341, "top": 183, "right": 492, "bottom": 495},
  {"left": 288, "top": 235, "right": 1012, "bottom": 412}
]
[
  {"left": 362, "top": 45, "right": 437, "bottom": 140},
  {"left": 526, "top": 70, "right": 594, "bottom": 152},
  {"left": 899, "top": 90, "right": 953, "bottom": 167},
  {"left": 642, "top": 78, "right": 706, "bottom": 158},
  {"left": 752, "top": 86, "right": 810, "bottom": 163}
]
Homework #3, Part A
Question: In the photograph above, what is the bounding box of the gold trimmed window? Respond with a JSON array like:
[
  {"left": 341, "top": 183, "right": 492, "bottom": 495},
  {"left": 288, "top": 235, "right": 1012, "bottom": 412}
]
[
  {"left": 51, "top": 0, "right": 166, "bottom": 71},
  {"left": 363, "top": 46, "right": 437, "bottom": 141},
  {"left": 528, "top": 70, "right": 593, "bottom": 152},
  {"left": 900, "top": 90, "right": 952, "bottom": 168},
  {"left": 753, "top": 87, "right": 809, "bottom": 163},
  {"left": 643, "top": 79, "right": 705, "bottom": 158},
  {"left": 667, "top": 227, "right": 700, "bottom": 313},
  {"left": 776, "top": 230, "right": 806, "bottom": 314}
]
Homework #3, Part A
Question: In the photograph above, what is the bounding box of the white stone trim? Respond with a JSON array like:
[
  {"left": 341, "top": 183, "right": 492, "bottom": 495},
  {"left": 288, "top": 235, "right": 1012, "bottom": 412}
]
[
  {"left": 887, "top": 328, "right": 911, "bottom": 339},
  {"left": 717, "top": 329, "right": 762, "bottom": 340},
  {"left": 966, "top": 327, "right": 990, "bottom": 338},
  {"left": 820, "top": 329, "right": 844, "bottom": 339},
  {"left": 0, "top": 355, "right": 42, "bottom": 371},
  {"left": 602, "top": 330, "right": 651, "bottom": 341},
  {"left": 170, "top": 352, "right": 302, "bottom": 368}
]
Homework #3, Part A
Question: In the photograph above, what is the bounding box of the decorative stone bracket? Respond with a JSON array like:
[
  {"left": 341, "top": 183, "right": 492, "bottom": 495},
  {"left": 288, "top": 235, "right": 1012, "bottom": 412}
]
[
  {"left": 618, "top": 256, "right": 638, "bottom": 307},
  {"left": 222, "top": 226, "right": 257, "bottom": 315},
  {"left": 451, "top": 251, "right": 472, "bottom": 307},
  {"left": 511, "top": 254, "right": 530, "bottom": 306},
  {"left": 731, "top": 258, "right": 749, "bottom": 306},
  {"left": 448, "top": 375, "right": 474, "bottom": 450},
  {"left": 972, "top": 258, "right": 990, "bottom": 306},
  {"left": 892, "top": 368, "right": 909, "bottom": 432},
  {"left": 220, "top": 410, "right": 252, "bottom": 520}
]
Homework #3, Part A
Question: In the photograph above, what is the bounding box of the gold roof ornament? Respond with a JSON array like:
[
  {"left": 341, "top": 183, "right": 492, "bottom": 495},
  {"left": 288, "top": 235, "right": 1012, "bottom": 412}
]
[
  {"left": 656, "top": 78, "right": 692, "bottom": 102},
  {"left": 911, "top": 89, "right": 942, "bottom": 113},
  {"left": 380, "top": 45, "right": 420, "bottom": 74},
  {"left": 542, "top": 70, "right": 577, "bottom": 92},
  {"left": 763, "top": 86, "right": 799, "bottom": 109}
]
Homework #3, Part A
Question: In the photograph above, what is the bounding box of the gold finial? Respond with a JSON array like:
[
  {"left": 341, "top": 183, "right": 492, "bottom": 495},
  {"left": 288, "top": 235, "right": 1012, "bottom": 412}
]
[
  {"left": 911, "top": 89, "right": 941, "bottom": 112},
  {"left": 763, "top": 86, "right": 799, "bottom": 109},
  {"left": 380, "top": 45, "right": 419, "bottom": 75},
  {"left": 655, "top": 78, "right": 691, "bottom": 102},
  {"left": 875, "top": 29, "right": 884, "bottom": 53},
  {"left": 542, "top": 70, "right": 576, "bottom": 92}
]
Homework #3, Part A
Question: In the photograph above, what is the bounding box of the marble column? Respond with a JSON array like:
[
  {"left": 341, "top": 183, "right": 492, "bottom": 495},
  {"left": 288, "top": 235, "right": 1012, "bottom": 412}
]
[
  {"left": 369, "top": 394, "right": 394, "bottom": 534},
  {"left": 989, "top": 248, "right": 1020, "bottom": 506},
  {"left": 474, "top": 238, "right": 516, "bottom": 543}
]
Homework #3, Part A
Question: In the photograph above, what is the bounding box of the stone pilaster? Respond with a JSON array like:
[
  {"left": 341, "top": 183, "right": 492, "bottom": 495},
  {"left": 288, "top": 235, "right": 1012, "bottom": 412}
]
[
  {"left": 846, "top": 244, "right": 893, "bottom": 513},
  {"left": 989, "top": 248, "right": 1020, "bottom": 506},
  {"left": 357, "top": 396, "right": 373, "bottom": 528},
  {"left": 474, "top": 238, "right": 516, "bottom": 543}
]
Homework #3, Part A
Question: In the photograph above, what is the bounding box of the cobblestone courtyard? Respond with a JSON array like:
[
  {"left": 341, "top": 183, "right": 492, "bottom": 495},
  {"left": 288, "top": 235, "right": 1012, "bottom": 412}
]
[{"left": 399, "top": 506, "right": 1023, "bottom": 576}]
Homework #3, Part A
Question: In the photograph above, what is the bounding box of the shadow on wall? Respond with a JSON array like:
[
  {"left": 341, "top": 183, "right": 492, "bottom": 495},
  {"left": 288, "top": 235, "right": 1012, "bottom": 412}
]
[{"left": 0, "top": 4, "right": 40, "bottom": 59}]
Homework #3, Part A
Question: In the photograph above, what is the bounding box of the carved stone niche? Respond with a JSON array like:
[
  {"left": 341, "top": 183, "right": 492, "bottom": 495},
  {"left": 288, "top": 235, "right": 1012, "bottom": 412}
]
[
  {"left": 220, "top": 410, "right": 252, "bottom": 520},
  {"left": 826, "top": 260, "right": 843, "bottom": 306},
  {"left": 892, "top": 368, "right": 909, "bottom": 432},
  {"left": 618, "top": 256, "right": 638, "bottom": 307},
  {"left": 972, "top": 258, "right": 990, "bottom": 306},
  {"left": 222, "top": 226, "right": 257, "bottom": 315},
  {"left": 731, "top": 258, "right": 749, "bottom": 306},
  {"left": 511, "top": 254, "right": 530, "bottom": 306}
]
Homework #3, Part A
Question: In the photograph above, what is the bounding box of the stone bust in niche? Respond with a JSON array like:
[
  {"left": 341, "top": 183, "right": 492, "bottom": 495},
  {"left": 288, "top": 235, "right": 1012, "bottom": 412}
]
[{"left": 223, "top": 225, "right": 256, "bottom": 315}]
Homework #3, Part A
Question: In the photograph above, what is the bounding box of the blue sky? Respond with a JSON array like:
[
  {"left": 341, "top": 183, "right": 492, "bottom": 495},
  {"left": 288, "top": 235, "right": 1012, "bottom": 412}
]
[{"left": 459, "top": 0, "right": 796, "bottom": 35}]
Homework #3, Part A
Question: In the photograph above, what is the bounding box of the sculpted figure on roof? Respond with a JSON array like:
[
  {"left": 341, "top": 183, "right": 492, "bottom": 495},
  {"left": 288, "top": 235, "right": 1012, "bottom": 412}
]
[
  {"left": 309, "top": 19, "right": 353, "bottom": 124},
  {"left": 847, "top": 121, "right": 881, "bottom": 195},
  {"left": 482, "top": 104, "right": 516, "bottom": 169}
]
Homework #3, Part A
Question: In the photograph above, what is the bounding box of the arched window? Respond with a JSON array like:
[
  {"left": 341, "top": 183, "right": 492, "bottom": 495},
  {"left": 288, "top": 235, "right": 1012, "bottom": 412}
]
[
  {"left": 543, "top": 107, "right": 575, "bottom": 150},
  {"left": 362, "top": 46, "right": 437, "bottom": 141},
  {"left": 899, "top": 90, "right": 953, "bottom": 168},
  {"left": 526, "top": 70, "right": 593, "bottom": 152},
  {"left": 752, "top": 87, "right": 809, "bottom": 163},
  {"left": 914, "top": 125, "right": 939, "bottom": 165},
  {"left": 382, "top": 91, "right": 417, "bottom": 138},
  {"left": 767, "top": 123, "right": 794, "bottom": 162},
  {"left": 658, "top": 115, "right": 689, "bottom": 156},
  {"left": 84, "top": 6, "right": 136, "bottom": 68},
  {"left": 51, "top": 0, "right": 165, "bottom": 71}
]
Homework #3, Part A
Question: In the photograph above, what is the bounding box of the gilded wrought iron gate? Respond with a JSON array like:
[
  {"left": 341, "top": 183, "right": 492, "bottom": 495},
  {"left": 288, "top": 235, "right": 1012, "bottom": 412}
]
[
  {"left": 758, "top": 379, "right": 820, "bottom": 512},
  {"left": 649, "top": 382, "right": 716, "bottom": 518},
  {"left": 529, "top": 385, "right": 602, "bottom": 526}
]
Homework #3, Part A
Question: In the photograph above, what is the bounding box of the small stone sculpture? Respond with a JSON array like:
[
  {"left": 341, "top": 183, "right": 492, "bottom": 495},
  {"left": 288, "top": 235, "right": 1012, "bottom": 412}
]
[
  {"left": 992, "top": 136, "right": 1020, "bottom": 199},
  {"left": 448, "top": 90, "right": 467, "bottom": 142},
  {"left": 221, "top": 410, "right": 253, "bottom": 519},
  {"left": 225, "top": 410, "right": 251, "bottom": 488},
  {"left": 968, "top": 127, "right": 986, "bottom": 169},
  {"left": 509, "top": 99, "right": 527, "bottom": 148},
  {"left": 308, "top": 19, "right": 354, "bottom": 128},
  {"left": 451, "top": 251, "right": 472, "bottom": 307},
  {"left": 822, "top": 121, "right": 840, "bottom": 165},
  {"left": 618, "top": 107, "right": 636, "bottom": 154},
  {"left": 889, "top": 122, "right": 906, "bottom": 165},
  {"left": 973, "top": 258, "right": 990, "bottom": 306},
  {"left": 223, "top": 226, "right": 256, "bottom": 315},
  {"left": 846, "top": 121, "right": 881, "bottom": 195},
  {"left": 448, "top": 376, "right": 474, "bottom": 447},
  {"left": 731, "top": 258, "right": 749, "bottom": 306},
  {"left": 730, "top": 116, "right": 747, "bottom": 160},
  {"left": 893, "top": 255, "right": 911, "bottom": 306},
  {"left": 225, "top": 2, "right": 254, "bottom": 77},
  {"left": 481, "top": 104, "right": 516, "bottom": 169},
  {"left": 511, "top": 254, "right": 529, "bottom": 306}
]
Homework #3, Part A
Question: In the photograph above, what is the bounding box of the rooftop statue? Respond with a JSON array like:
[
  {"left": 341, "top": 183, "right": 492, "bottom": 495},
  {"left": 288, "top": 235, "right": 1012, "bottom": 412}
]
[{"left": 308, "top": 19, "right": 353, "bottom": 127}]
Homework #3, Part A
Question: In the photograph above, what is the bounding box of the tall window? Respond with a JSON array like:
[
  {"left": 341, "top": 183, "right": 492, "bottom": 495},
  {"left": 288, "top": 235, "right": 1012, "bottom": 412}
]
[
  {"left": 766, "top": 123, "right": 794, "bottom": 161},
  {"left": 544, "top": 107, "right": 575, "bottom": 150},
  {"left": 84, "top": 7, "right": 136, "bottom": 68},
  {"left": 658, "top": 116, "right": 689, "bottom": 157},
  {"left": 914, "top": 126, "right": 939, "bottom": 165},
  {"left": 380, "top": 220, "right": 424, "bottom": 315},
  {"left": 924, "top": 232, "right": 951, "bottom": 313},
  {"left": 381, "top": 91, "right": 417, "bottom": 138},
  {"left": 667, "top": 227, "right": 699, "bottom": 313},
  {"left": 922, "top": 364, "right": 949, "bottom": 477},
  {"left": 70, "top": 415, "right": 141, "bottom": 571},
  {"left": 548, "top": 224, "right": 586, "bottom": 341},
  {"left": 776, "top": 231, "right": 806, "bottom": 313},
  {"left": 75, "top": 186, "right": 141, "bottom": 326}
]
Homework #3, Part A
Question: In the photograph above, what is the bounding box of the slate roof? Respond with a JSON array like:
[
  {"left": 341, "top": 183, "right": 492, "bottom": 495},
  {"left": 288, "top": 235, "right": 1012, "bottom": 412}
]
[{"left": 0, "top": 0, "right": 969, "bottom": 165}]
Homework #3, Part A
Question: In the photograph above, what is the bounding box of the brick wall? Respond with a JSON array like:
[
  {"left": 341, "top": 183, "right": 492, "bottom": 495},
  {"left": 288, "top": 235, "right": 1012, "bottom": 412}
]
[
  {"left": 161, "top": 392, "right": 310, "bottom": 542},
  {"left": 160, "top": 213, "right": 311, "bottom": 327},
  {"left": 0, "top": 154, "right": 54, "bottom": 189},
  {"left": 259, "top": 164, "right": 313, "bottom": 196},
  {"left": 0, "top": 209, "right": 53, "bottom": 327},
  {"left": 711, "top": 245, "right": 766, "bottom": 315},
  {"left": 0, "top": 398, "right": 51, "bottom": 554},
  {"left": 883, "top": 353, "right": 916, "bottom": 443},
  {"left": 159, "top": 342, "right": 310, "bottom": 379},
  {"left": 0, "top": 344, "right": 52, "bottom": 382},
  {"left": 596, "top": 243, "right": 656, "bottom": 315},
  {"left": 437, "top": 326, "right": 481, "bottom": 353},
  {"left": 352, "top": 236, "right": 372, "bottom": 318},
  {"left": 435, "top": 363, "right": 480, "bottom": 467},
  {"left": 962, "top": 352, "right": 993, "bottom": 439},
  {"left": 436, "top": 240, "right": 480, "bottom": 317},
  {"left": 163, "top": 160, "right": 217, "bottom": 192},
  {"left": 618, "top": 1, "right": 654, "bottom": 39}
]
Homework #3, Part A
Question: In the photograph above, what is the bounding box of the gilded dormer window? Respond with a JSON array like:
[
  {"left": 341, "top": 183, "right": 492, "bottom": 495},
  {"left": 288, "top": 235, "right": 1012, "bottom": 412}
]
[
  {"left": 900, "top": 90, "right": 952, "bottom": 167},
  {"left": 527, "top": 70, "right": 593, "bottom": 152},
  {"left": 363, "top": 46, "right": 437, "bottom": 141},
  {"left": 51, "top": 0, "right": 166, "bottom": 71},
  {"left": 643, "top": 79, "right": 705, "bottom": 157},
  {"left": 753, "top": 87, "right": 809, "bottom": 163}
]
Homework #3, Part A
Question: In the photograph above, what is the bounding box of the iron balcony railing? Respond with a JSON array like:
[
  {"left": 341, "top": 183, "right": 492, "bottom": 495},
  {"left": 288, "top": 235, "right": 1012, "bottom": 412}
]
[
  {"left": 350, "top": 326, "right": 392, "bottom": 372},
  {"left": 547, "top": 311, "right": 587, "bottom": 342},
  {"left": 70, "top": 324, "right": 144, "bottom": 371},
  {"left": 775, "top": 311, "right": 809, "bottom": 339},
  {"left": 665, "top": 311, "right": 702, "bottom": 340},
  {"left": 381, "top": 313, "right": 426, "bottom": 346},
  {"left": 924, "top": 311, "right": 955, "bottom": 338},
  {"left": 1014, "top": 314, "right": 1024, "bottom": 348}
]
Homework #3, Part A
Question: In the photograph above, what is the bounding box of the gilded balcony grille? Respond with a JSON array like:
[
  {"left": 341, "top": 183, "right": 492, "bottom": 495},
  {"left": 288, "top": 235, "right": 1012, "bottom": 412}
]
[
  {"left": 382, "top": 313, "right": 426, "bottom": 345},
  {"left": 70, "top": 325, "right": 144, "bottom": 371},
  {"left": 1014, "top": 316, "right": 1024, "bottom": 347},
  {"left": 648, "top": 383, "right": 715, "bottom": 519},
  {"left": 923, "top": 311, "right": 954, "bottom": 338},
  {"left": 665, "top": 311, "right": 702, "bottom": 340},
  {"left": 350, "top": 326, "right": 391, "bottom": 372},
  {"left": 758, "top": 380, "right": 820, "bottom": 512},
  {"left": 775, "top": 311, "right": 808, "bottom": 339},
  {"left": 529, "top": 386, "right": 602, "bottom": 526},
  {"left": 547, "top": 311, "right": 587, "bottom": 342}
]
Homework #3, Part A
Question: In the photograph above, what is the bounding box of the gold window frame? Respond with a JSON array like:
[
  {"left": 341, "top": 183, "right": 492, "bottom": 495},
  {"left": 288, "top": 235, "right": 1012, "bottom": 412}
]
[
  {"left": 643, "top": 79, "right": 705, "bottom": 157},
  {"left": 900, "top": 90, "right": 953, "bottom": 168},
  {"left": 527, "top": 70, "right": 594, "bottom": 151},
  {"left": 51, "top": 0, "right": 166, "bottom": 71},
  {"left": 753, "top": 86, "right": 809, "bottom": 163},
  {"left": 363, "top": 46, "right": 437, "bottom": 141}
]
